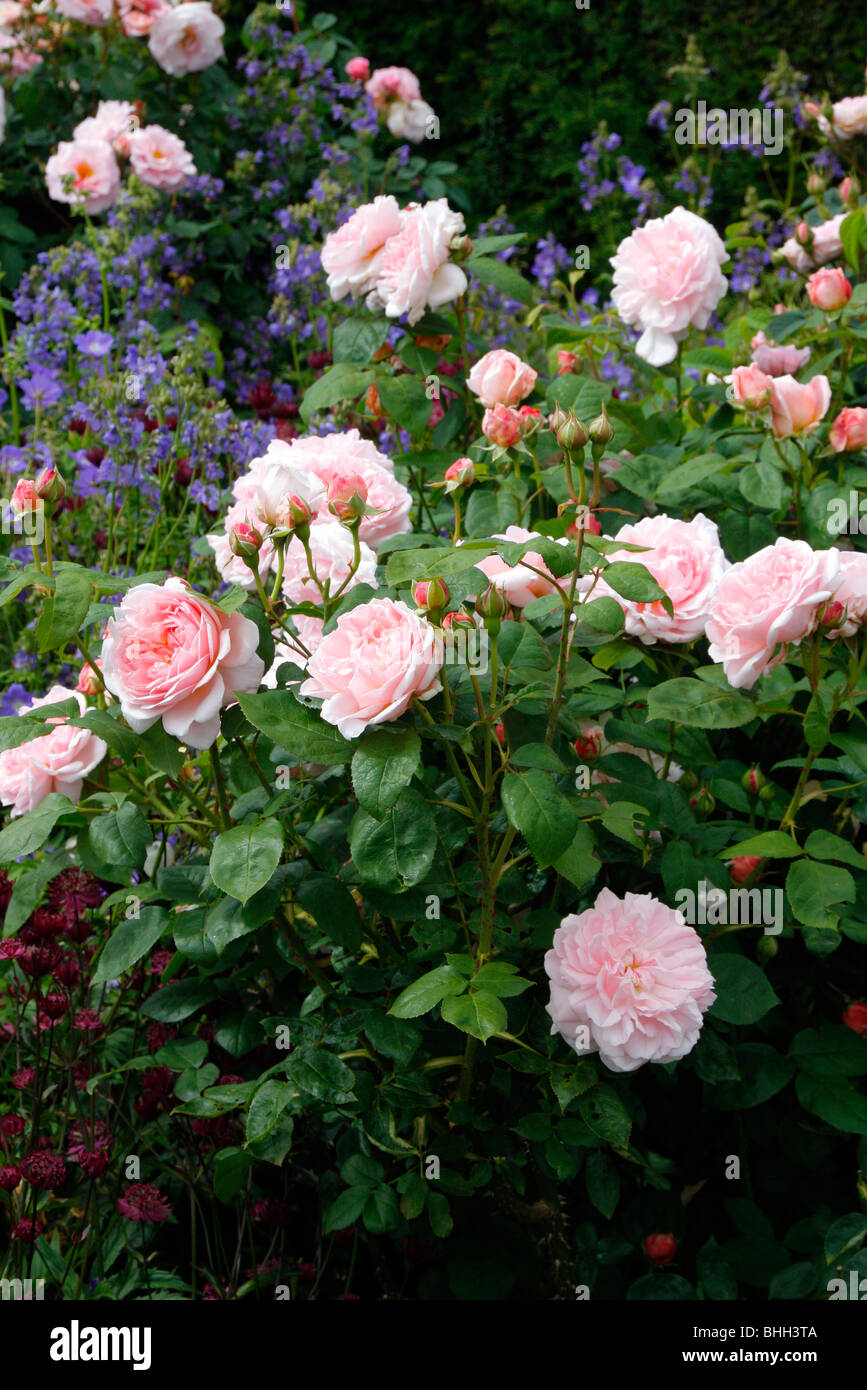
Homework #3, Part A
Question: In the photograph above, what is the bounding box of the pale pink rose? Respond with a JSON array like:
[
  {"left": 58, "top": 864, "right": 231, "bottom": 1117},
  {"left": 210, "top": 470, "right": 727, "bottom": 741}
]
[
  {"left": 128, "top": 124, "right": 196, "bottom": 191},
  {"left": 238, "top": 440, "right": 326, "bottom": 530},
  {"left": 364, "top": 66, "right": 421, "bottom": 108},
  {"left": 706, "top": 537, "right": 840, "bottom": 688},
  {"left": 824, "top": 96, "right": 867, "bottom": 140},
  {"left": 73, "top": 100, "right": 137, "bottom": 152},
  {"left": 824, "top": 553, "right": 867, "bottom": 637},
  {"left": 0, "top": 2, "right": 23, "bottom": 24},
  {"left": 207, "top": 497, "right": 276, "bottom": 590},
  {"left": 76, "top": 661, "right": 103, "bottom": 696},
  {"left": 806, "top": 266, "right": 852, "bottom": 311},
  {"left": 279, "top": 431, "right": 411, "bottom": 549},
  {"left": 610, "top": 206, "right": 728, "bottom": 366},
  {"left": 148, "top": 1, "right": 224, "bottom": 76},
  {"left": 0, "top": 34, "right": 41, "bottom": 76},
  {"left": 481, "top": 403, "right": 523, "bottom": 448},
  {"left": 45, "top": 139, "right": 121, "bottom": 215},
  {"left": 729, "top": 363, "right": 774, "bottom": 409},
  {"left": 56, "top": 0, "right": 114, "bottom": 24},
  {"left": 545, "top": 887, "right": 716, "bottom": 1073},
  {"left": 117, "top": 0, "right": 167, "bottom": 37},
  {"left": 281, "top": 520, "right": 378, "bottom": 606},
  {"left": 749, "top": 330, "right": 811, "bottom": 377},
  {"left": 321, "top": 195, "right": 403, "bottom": 302},
  {"left": 475, "top": 525, "right": 567, "bottom": 608},
  {"left": 781, "top": 214, "right": 845, "bottom": 273},
  {"left": 467, "top": 349, "right": 538, "bottom": 408},
  {"left": 345, "top": 56, "right": 370, "bottom": 82},
  {"left": 100, "top": 577, "right": 265, "bottom": 749},
  {"left": 768, "top": 374, "right": 831, "bottom": 438},
  {"left": 0, "top": 686, "right": 107, "bottom": 818},
  {"left": 830, "top": 406, "right": 867, "bottom": 453},
  {"left": 375, "top": 199, "right": 468, "bottom": 325},
  {"left": 385, "top": 98, "right": 436, "bottom": 143},
  {"left": 299, "top": 597, "right": 441, "bottom": 739},
  {"left": 592, "top": 513, "right": 729, "bottom": 644}
]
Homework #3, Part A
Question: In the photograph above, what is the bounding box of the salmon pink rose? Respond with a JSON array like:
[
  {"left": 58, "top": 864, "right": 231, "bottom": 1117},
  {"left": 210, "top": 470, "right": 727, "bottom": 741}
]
[
  {"left": 830, "top": 407, "right": 867, "bottom": 452},
  {"left": 128, "top": 125, "right": 196, "bottom": 191},
  {"left": 364, "top": 66, "right": 421, "bottom": 108},
  {"left": 545, "top": 888, "right": 716, "bottom": 1073},
  {"left": 807, "top": 267, "right": 852, "bottom": 311},
  {"left": 467, "top": 349, "right": 538, "bottom": 408},
  {"left": 729, "top": 363, "right": 774, "bottom": 410},
  {"left": 374, "top": 199, "right": 467, "bottom": 325},
  {"left": 117, "top": 0, "right": 167, "bottom": 36},
  {"left": 592, "top": 513, "right": 729, "bottom": 644},
  {"left": 100, "top": 578, "right": 265, "bottom": 749},
  {"left": 705, "top": 537, "right": 840, "bottom": 689},
  {"left": 299, "top": 597, "right": 441, "bottom": 739},
  {"left": 45, "top": 139, "right": 121, "bottom": 214},
  {"left": 768, "top": 374, "right": 831, "bottom": 438},
  {"left": 481, "top": 404, "right": 523, "bottom": 448},
  {"left": 148, "top": 1, "right": 224, "bottom": 76},
  {"left": 0, "top": 687, "right": 107, "bottom": 818},
  {"left": 610, "top": 206, "right": 728, "bottom": 366},
  {"left": 474, "top": 526, "right": 567, "bottom": 608},
  {"left": 321, "top": 196, "right": 404, "bottom": 303},
  {"left": 749, "top": 330, "right": 811, "bottom": 378}
]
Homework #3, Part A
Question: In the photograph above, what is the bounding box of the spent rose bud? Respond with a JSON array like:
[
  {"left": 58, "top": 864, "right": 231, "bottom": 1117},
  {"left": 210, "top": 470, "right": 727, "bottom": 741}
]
[
  {"left": 588, "top": 405, "right": 616, "bottom": 448},
  {"left": 843, "top": 1002, "right": 867, "bottom": 1037},
  {"left": 807, "top": 267, "right": 852, "bottom": 312},
  {"left": 327, "top": 472, "right": 369, "bottom": 523},
  {"left": 444, "top": 457, "right": 475, "bottom": 491},
  {"left": 345, "top": 56, "right": 370, "bottom": 81},
  {"left": 644, "top": 1233, "right": 676, "bottom": 1266},
  {"left": 482, "top": 404, "right": 523, "bottom": 449},
  {"left": 35, "top": 466, "right": 66, "bottom": 505},
  {"left": 830, "top": 407, "right": 867, "bottom": 453},
  {"left": 413, "top": 578, "right": 449, "bottom": 613},
  {"left": 556, "top": 350, "right": 580, "bottom": 375},
  {"left": 729, "top": 855, "right": 763, "bottom": 886}
]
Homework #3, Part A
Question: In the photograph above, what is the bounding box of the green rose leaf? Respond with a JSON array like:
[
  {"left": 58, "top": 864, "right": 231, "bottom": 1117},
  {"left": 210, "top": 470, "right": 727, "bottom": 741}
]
[
  {"left": 209, "top": 820, "right": 284, "bottom": 904},
  {"left": 648, "top": 678, "right": 757, "bottom": 729},
  {"left": 708, "top": 953, "right": 780, "bottom": 1025},
  {"left": 236, "top": 688, "right": 353, "bottom": 765},
  {"left": 501, "top": 769, "right": 578, "bottom": 867},
  {"left": 351, "top": 727, "right": 422, "bottom": 818},
  {"left": 349, "top": 787, "right": 436, "bottom": 890}
]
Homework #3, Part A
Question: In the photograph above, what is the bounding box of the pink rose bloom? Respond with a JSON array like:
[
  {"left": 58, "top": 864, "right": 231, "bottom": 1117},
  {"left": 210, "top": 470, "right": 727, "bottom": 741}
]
[
  {"left": 545, "top": 888, "right": 716, "bottom": 1073},
  {"left": 207, "top": 497, "right": 276, "bottom": 590},
  {"left": 0, "top": 687, "right": 107, "bottom": 818},
  {"left": 481, "top": 403, "right": 523, "bottom": 448},
  {"left": 768, "top": 374, "right": 831, "bottom": 438},
  {"left": 148, "top": 1, "right": 224, "bottom": 76},
  {"left": 45, "top": 139, "right": 121, "bottom": 215},
  {"left": 300, "top": 597, "right": 441, "bottom": 739},
  {"left": 117, "top": 0, "right": 167, "bottom": 36},
  {"left": 830, "top": 406, "right": 867, "bottom": 453},
  {"left": 729, "top": 363, "right": 774, "bottom": 409},
  {"left": 781, "top": 214, "right": 845, "bottom": 274},
  {"left": 280, "top": 431, "right": 411, "bottom": 549},
  {"left": 592, "top": 513, "right": 729, "bottom": 644},
  {"left": 706, "top": 538, "right": 840, "bottom": 689},
  {"left": 821, "top": 96, "right": 867, "bottom": 140},
  {"left": 806, "top": 266, "right": 852, "bottom": 311},
  {"left": 610, "top": 206, "right": 728, "bottom": 366},
  {"left": 128, "top": 124, "right": 196, "bottom": 191},
  {"left": 321, "top": 195, "right": 403, "bottom": 303},
  {"left": 385, "top": 98, "right": 436, "bottom": 143},
  {"left": 345, "top": 56, "right": 370, "bottom": 82},
  {"left": 281, "top": 520, "right": 378, "bottom": 606},
  {"left": 238, "top": 440, "right": 326, "bottom": 530},
  {"left": 0, "top": 3, "right": 23, "bottom": 24},
  {"left": 749, "top": 330, "right": 811, "bottom": 378},
  {"left": 73, "top": 100, "right": 137, "bottom": 152},
  {"left": 374, "top": 199, "right": 468, "bottom": 325},
  {"left": 475, "top": 525, "right": 566, "bottom": 608},
  {"left": 364, "top": 66, "right": 421, "bottom": 108},
  {"left": 56, "top": 0, "right": 114, "bottom": 24},
  {"left": 467, "top": 349, "right": 538, "bottom": 408},
  {"left": 824, "top": 553, "right": 867, "bottom": 637},
  {"left": 100, "top": 577, "right": 265, "bottom": 749}
]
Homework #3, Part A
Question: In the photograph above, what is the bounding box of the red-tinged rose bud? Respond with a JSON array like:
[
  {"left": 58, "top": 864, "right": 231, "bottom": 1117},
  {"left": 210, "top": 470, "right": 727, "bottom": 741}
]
[
  {"left": 444, "top": 457, "right": 475, "bottom": 491},
  {"left": 807, "top": 267, "right": 852, "bottom": 312},
  {"left": 35, "top": 466, "right": 65, "bottom": 505},
  {"left": 573, "top": 731, "right": 601, "bottom": 760},
  {"left": 76, "top": 661, "right": 103, "bottom": 696},
  {"left": 482, "top": 404, "right": 523, "bottom": 449},
  {"left": 690, "top": 786, "right": 715, "bottom": 815},
  {"left": 556, "top": 350, "right": 579, "bottom": 375},
  {"left": 843, "top": 1002, "right": 867, "bottom": 1037},
  {"left": 413, "top": 578, "right": 449, "bottom": 613},
  {"left": 273, "top": 494, "right": 314, "bottom": 534},
  {"left": 821, "top": 599, "right": 845, "bottom": 628},
  {"left": 741, "top": 766, "right": 765, "bottom": 796},
  {"left": 345, "top": 56, "right": 370, "bottom": 81},
  {"left": 366, "top": 383, "right": 384, "bottom": 418},
  {"left": 10, "top": 480, "right": 40, "bottom": 515},
  {"left": 495, "top": 723, "right": 505, "bottom": 745},
  {"left": 588, "top": 404, "right": 616, "bottom": 448},
  {"left": 644, "top": 1233, "right": 676, "bottom": 1265},
  {"left": 518, "top": 405, "right": 543, "bottom": 435},
  {"left": 327, "top": 472, "right": 369, "bottom": 523},
  {"left": 442, "top": 609, "right": 475, "bottom": 630},
  {"left": 729, "top": 855, "right": 763, "bottom": 886},
  {"left": 475, "top": 583, "right": 510, "bottom": 632},
  {"left": 229, "top": 522, "right": 263, "bottom": 564}
]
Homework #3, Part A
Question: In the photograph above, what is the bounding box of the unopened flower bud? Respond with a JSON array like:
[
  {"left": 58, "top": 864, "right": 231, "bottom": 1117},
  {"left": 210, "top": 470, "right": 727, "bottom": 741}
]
[
  {"left": 482, "top": 404, "right": 523, "bottom": 449},
  {"left": 758, "top": 783, "right": 775, "bottom": 805},
  {"left": 35, "top": 466, "right": 66, "bottom": 505},
  {"left": 413, "top": 578, "right": 449, "bottom": 613},
  {"left": 756, "top": 937, "right": 778, "bottom": 961},
  {"left": 547, "top": 403, "right": 569, "bottom": 436},
  {"left": 556, "top": 350, "right": 580, "bottom": 375},
  {"left": 449, "top": 235, "right": 474, "bottom": 261},
  {"left": 741, "top": 766, "right": 765, "bottom": 797},
  {"left": 229, "top": 522, "right": 263, "bottom": 564},
  {"left": 556, "top": 413, "right": 588, "bottom": 452},
  {"left": 273, "top": 494, "right": 313, "bottom": 535},
  {"left": 442, "top": 609, "right": 475, "bottom": 631},
  {"left": 643, "top": 1234, "right": 676, "bottom": 1266},
  {"left": 573, "top": 730, "right": 601, "bottom": 760},
  {"left": 843, "top": 1001, "right": 867, "bottom": 1036},
  {"left": 730, "top": 855, "right": 763, "bottom": 885},
  {"left": 444, "top": 457, "right": 475, "bottom": 492},
  {"left": 689, "top": 785, "right": 715, "bottom": 815},
  {"left": 10, "top": 480, "right": 40, "bottom": 515},
  {"left": 806, "top": 172, "right": 826, "bottom": 197},
  {"left": 518, "top": 405, "right": 543, "bottom": 435},
  {"left": 840, "top": 176, "right": 860, "bottom": 207},
  {"left": 366, "top": 383, "right": 384, "bottom": 418},
  {"left": 588, "top": 404, "right": 616, "bottom": 448},
  {"left": 76, "top": 661, "right": 103, "bottom": 696},
  {"left": 327, "top": 472, "right": 368, "bottom": 523},
  {"left": 475, "top": 583, "right": 509, "bottom": 631}
]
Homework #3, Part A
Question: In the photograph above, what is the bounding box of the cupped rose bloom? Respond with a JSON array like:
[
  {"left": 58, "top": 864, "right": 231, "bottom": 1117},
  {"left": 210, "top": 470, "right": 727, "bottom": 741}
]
[
  {"left": 386, "top": 98, "right": 436, "bottom": 143},
  {"left": 100, "top": 577, "right": 265, "bottom": 749},
  {"left": 592, "top": 513, "right": 729, "bottom": 644},
  {"left": 482, "top": 403, "right": 523, "bottom": 448},
  {"left": 375, "top": 199, "right": 468, "bottom": 325},
  {"left": 781, "top": 214, "right": 845, "bottom": 274},
  {"left": 278, "top": 431, "right": 411, "bottom": 548},
  {"left": 467, "top": 349, "right": 538, "bottom": 408},
  {"left": 610, "top": 206, "right": 728, "bottom": 366},
  {"left": 239, "top": 440, "right": 326, "bottom": 529},
  {"left": 299, "top": 597, "right": 441, "bottom": 739},
  {"left": 830, "top": 406, "right": 867, "bottom": 453},
  {"left": 148, "top": 1, "right": 224, "bottom": 76},
  {"left": 749, "top": 330, "right": 811, "bottom": 378},
  {"left": 281, "top": 520, "right": 378, "bottom": 606},
  {"left": 705, "top": 537, "right": 840, "bottom": 689},
  {"left": 823, "top": 552, "right": 867, "bottom": 637},
  {"left": 768, "top": 374, "right": 831, "bottom": 438},
  {"left": 128, "top": 125, "right": 196, "bottom": 191},
  {"left": 45, "top": 140, "right": 121, "bottom": 215},
  {"left": 807, "top": 266, "right": 852, "bottom": 311},
  {"left": 56, "top": 0, "right": 114, "bottom": 24},
  {"left": 822, "top": 96, "right": 867, "bottom": 140},
  {"left": 728, "top": 363, "right": 774, "bottom": 410},
  {"left": 474, "top": 525, "right": 566, "bottom": 609},
  {"left": 345, "top": 56, "right": 370, "bottom": 82},
  {"left": 364, "top": 66, "right": 421, "bottom": 108},
  {"left": 321, "top": 195, "right": 403, "bottom": 302},
  {"left": 117, "top": 0, "right": 167, "bottom": 36},
  {"left": 0, "top": 687, "right": 107, "bottom": 818},
  {"left": 545, "top": 887, "right": 716, "bottom": 1073},
  {"left": 207, "top": 497, "right": 276, "bottom": 590},
  {"left": 73, "top": 100, "right": 137, "bottom": 151}
]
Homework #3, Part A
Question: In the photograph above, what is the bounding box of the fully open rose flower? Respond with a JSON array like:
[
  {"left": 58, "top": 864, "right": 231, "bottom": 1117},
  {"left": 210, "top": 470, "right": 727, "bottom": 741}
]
[
  {"left": 279, "top": 430, "right": 411, "bottom": 549},
  {"left": 768, "top": 374, "right": 831, "bottom": 438},
  {"left": 321, "top": 195, "right": 403, "bottom": 303},
  {"left": 474, "top": 526, "right": 566, "bottom": 608},
  {"left": 73, "top": 100, "right": 137, "bottom": 151},
  {"left": 545, "top": 888, "right": 716, "bottom": 1073},
  {"left": 148, "top": 1, "right": 224, "bottom": 76},
  {"left": 592, "top": 513, "right": 729, "bottom": 644},
  {"left": 365, "top": 66, "right": 421, "bottom": 108},
  {"left": 281, "top": 521, "right": 378, "bottom": 606},
  {"left": 128, "top": 125, "right": 196, "bottom": 191},
  {"left": 386, "top": 99, "right": 436, "bottom": 143},
  {"left": 749, "top": 330, "right": 811, "bottom": 378},
  {"left": 101, "top": 578, "right": 265, "bottom": 749},
  {"left": 300, "top": 597, "right": 441, "bottom": 739},
  {"left": 56, "top": 0, "right": 114, "bottom": 24},
  {"left": 467, "top": 349, "right": 538, "bottom": 408},
  {"left": 781, "top": 214, "right": 845, "bottom": 274},
  {"left": 816, "top": 95, "right": 867, "bottom": 140},
  {"left": 117, "top": 0, "right": 167, "bottom": 36},
  {"left": 375, "top": 199, "right": 468, "bottom": 325},
  {"left": 830, "top": 406, "right": 867, "bottom": 452},
  {"left": 45, "top": 139, "right": 121, "bottom": 215},
  {"left": 610, "top": 206, "right": 728, "bottom": 366},
  {"left": 0, "top": 687, "right": 107, "bottom": 818},
  {"left": 706, "top": 538, "right": 840, "bottom": 688},
  {"left": 236, "top": 439, "right": 326, "bottom": 530}
]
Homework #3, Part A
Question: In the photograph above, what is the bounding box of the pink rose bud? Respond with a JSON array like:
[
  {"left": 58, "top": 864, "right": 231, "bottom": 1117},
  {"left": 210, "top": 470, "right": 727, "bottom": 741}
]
[
  {"left": 10, "top": 480, "right": 39, "bottom": 514},
  {"left": 741, "top": 766, "right": 765, "bottom": 796},
  {"left": 442, "top": 610, "right": 475, "bottom": 630},
  {"left": 830, "top": 406, "right": 867, "bottom": 453},
  {"left": 768, "top": 373, "right": 832, "bottom": 438},
  {"left": 412, "top": 578, "right": 449, "bottom": 612},
  {"left": 729, "top": 364, "right": 774, "bottom": 412},
  {"left": 839, "top": 177, "right": 860, "bottom": 205},
  {"left": 495, "top": 722, "right": 505, "bottom": 745},
  {"left": 481, "top": 404, "right": 523, "bottom": 449},
  {"left": 76, "top": 661, "right": 103, "bottom": 696},
  {"left": 274, "top": 494, "right": 314, "bottom": 532},
  {"left": 843, "top": 1002, "right": 867, "bottom": 1037},
  {"left": 820, "top": 598, "right": 845, "bottom": 628},
  {"left": 35, "top": 466, "right": 65, "bottom": 504},
  {"left": 475, "top": 582, "right": 510, "bottom": 624},
  {"left": 327, "top": 472, "right": 369, "bottom": 522},
  {"left": 644, "top": 1234, "right": 677, "bottom": 1266},
  {"left": 556, "top": 350, "right": 579, "bottom": 375},
  {"left": 807, "top": 266, "right": 852, "bottom": 311},
  {"left": 795, "top": 221, "right": 811, "bottom": 245},
  {"left": 573, "top": 731, "right": 601, "bottom": 760},
  {"left": 518, "top": 405, "right": 543, "bottom": 435},
  {"left": 229, "top": 522, "right": 263, "bottom": 563},
  {"left": 345, "top": 56, "right": 370, "bottom": 81},
  {"left": 444, "top": 457, "right": 475, "bottom": 490},
  {"left": 806, "top": 172, "right": 826, "bottom": 197},
  {"left": 729, "top": 855, "right": 763, "bottom": 886}
]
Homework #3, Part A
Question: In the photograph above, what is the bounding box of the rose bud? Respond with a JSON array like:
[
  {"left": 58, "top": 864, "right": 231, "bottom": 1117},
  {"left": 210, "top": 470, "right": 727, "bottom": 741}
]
[
  {"left": 588, "top": 405, "right": 616, "bottom": 448},
  {"left": 573, "top": 731, "right": 601, "bottom": 760},
  {"left": 482, "top": 404, "right": 523, "bottom": 449},
  {"left": 413, "top": 578, "right": 449, "bottom": 614},
  {"left": 345, "top": 56, "right": 370, "bottom": 81},
  {"left": 643, "top": 1233, "right": 676, "bottom": 1266},
  {"left": 807, "top": 267, "right": 852, "bottom": 312},
  {"left": 274, "top": 494, "right": 314, "bottom": 534},
  {"left": 10, "top": 479, "right": 40, "bottom": 515},
  {"left": 830, "top": 407, "right": 867, "bottom": 453},
  {"left": 795, "top": 221, "right": 811, "bottom": 246},
  {"left": 76, "top": 661, "right": 103, "bottom": 696},
  {"left": 820, "top": 599, "right": 845, "bottom": 629},
  {"left": 442, "top": 609, "right": 475, "bottom": 630},
  {"left": 475, "top": 583, "right": 510, "bottom": 632},
  {"left": 556, "top": 350, "right": 579, "bottom": 375},
  {"left": 555, "top": 412, "right": 588, "bottom": 451},
  {"left": 842, "top": 1002, "right": 867, "bottom": 1037},
  {"left": 806, "top": 172, "right": 826, "bottom": 197},
  {"left": 327, "top": 472, "right": 369, "bottom": 523},
  {"left": 741, "top": 767, "right": 765, "bottom": 797},
  {"left": 366, "top": 383, "right": 384, "bottom": 419},
  {"left": 729, "top": 855, "right": 763, "bottom": 886},
  {"left": 518, "top": 405, "right": 543, "bottom": 435},
  {"left": 839, "top": 177, "right": 860, "bottom": 206},
  {"left": 729, "top": 364, "right": 774, "bottom": 412},
  {"left": 229, "top": 522, "right": 263, "bottom": 565},
  {"left": 548, "top": 403, "right": 569, "bottom": 436},
  {"left": 444, "top": 457, "right": 475, "bottom": 492},
  {"left": 35, "top": 466, "right": 66, "bottom": 505},
  {"left": 689, "top": 786, "right": 715, "bottom": 815}
]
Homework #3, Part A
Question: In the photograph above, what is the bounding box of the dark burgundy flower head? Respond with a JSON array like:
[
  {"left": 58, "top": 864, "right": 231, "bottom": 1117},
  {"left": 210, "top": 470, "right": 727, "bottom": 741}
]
[
  {"left": 250, "top": 1197, "right": 293, "bottom": 1228},
  {"left": 67, "top": 1121, "right": 113, "bottom": 1164},
  {"left": 52, "top": 955, "right": 80, "bottom": 987},
  {"left": 47, "top": 867, "right": 105, "bottom": 923},
  {"left": 73, "top": 1009, "right": 104, "bottom": 1035},
  {"left": 19, "top": 943, "right": 62, "bottom": 977},
  {"left": 0, "top": 940, "right": 25, "bottom": 961},
  {"left": 146, "top": 1023, "right": 175, "bottom": 1053},
  {"left": 81, "top": 1150, "right": 112, "bottom": 1178},
  {"left": 22, "top": 1151, "right": 66, "bottom": 1191},
  {"left": 117, "top": 1183, "right": 172, "bottom": 1223},
  {"left": 20, "top": 908, "right": 65, "bottom": 943},
  {"left": 0, "top": 1113, "right": 25, "bottom": 1138},
  {"left": 0, "top": 868, "right": 12, "bottom": 922},
  {"left": 11, "top": 1068, "right": 35, "bottom": 1090},
  {"left": 0, "top": 1164, "right": 21, "bottom": 1191},
  {"left": 11, "top": 1219, "right": 40, "bottom": 1241},
  {"left": 40, "top": 992, "right": 68, "bottom": 1020},
  {"left": 67, "top": 417, "right": 88, "bottom": 435}
]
